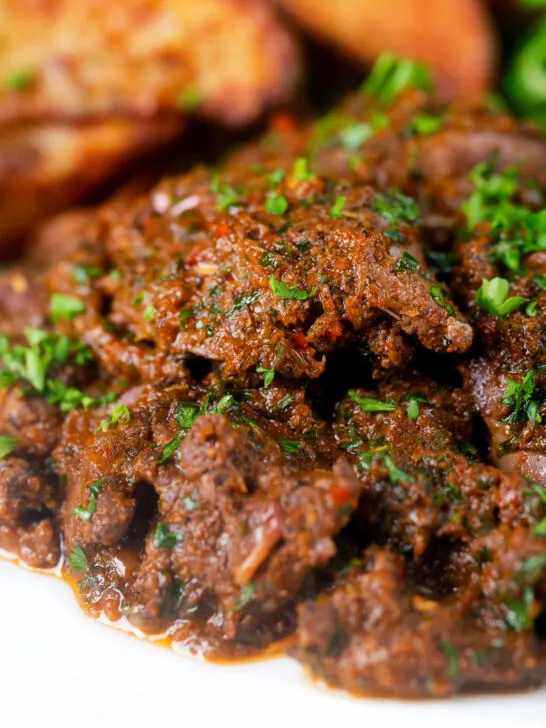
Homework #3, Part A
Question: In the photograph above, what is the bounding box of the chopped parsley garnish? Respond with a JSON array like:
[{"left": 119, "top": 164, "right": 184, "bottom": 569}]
[
  {"left": 533, "top": 517, "right": 546, "bottom": 537},
  {"left": 152, "top": 522, "right": 179, "bottom": 549},
  {"left": 266, "top": 168, "right": 285, "bottom": 188},
  {"left": 362, "top": 53, "right": 431, "bottom": 106},
  {"left": 280, "top": 439, "right": 302, "bottom": 455},
  {"left": 0, "top": 436, "right": 17, "bottom": 460},
  {"left": 68, "top": 546, "right": 87, "bottom": 572},
  {"left": 210, "top": 174, "right": 240, "bottom": 211},
  {"left": 0, "top": 328, "right": 97, "bottom": 412},
  {"left": 526, "top": 301, "right": 538, "bottom": 317},
  {"left": 73, "top": 265, "right": 103, "bottom": 284},
  {"left": 393, "top": 251, "right": 419, "bottom": 273},
  {"left": 256, "top": 366, "right": 275, "bottom": 386},
  {"left": 464, "top": 163, "right": 546, "bottom": 274},
  {"left": 519, "top": 552, "right": 546, "bottom": 578},
  {"left": 430, "top": 285, "right": 456, "bottom": 316},
  {"left": 502, "top": 370, "right": 543, "bottom": 426},
  {"left": 5, "top": 69, "right": 35, "bottom": 91},
  {"left": 178, "top": 307, "right": 194, "bottom": 326},
  {"left": 231, "top": 290, "right": 260, "bottom": 313},
  {"left": 160, "top": 397, "right": 234, "bottom": 464},
  {"left": 337, "top": 122, "right": 373, "bottom": 150},
  {"left": 264, "top": 193, "right": 288, "bottom": 216},
  {"left": 143, "top": 304, "right": 155, "bottom": 322},
  {"left": 503, "top": 586, "right": 534, "bottom": 631},
  {"left": 328, "top": 196, "right": 345, "bottom": 218},
  {"left": 348, "top": 390, "right": 397, "bottom": 412},
  {"left": 372, "top": 190, "right": 420, "bottom": 240},
  {"left": 476, "top": 278, "right": 528, "bottom": 317},
  {"left": 383, "top": 454, "right": 413, "bottom": 484},
  {"left": 292, "top": 158, "right": 313, "bottom": 181},
  {"left": 234, "top": 583, "right": 256, "bottom": 611},
  {"left": 96, "top": 404, "right": 131, "bottom": 433},
  {"left": 401, "top": 392, "right": 429, "bottom": 420},
  {"left": 269, "top": 276, "right": 312, "bottom": 300},
  {"left": 411, "top": 113, "right": 444, "bottom": 136},
  {"left": 50, "top": 293, "right": 85, "bottom": 322},
  {"left": 73, "top": 478, "right": 105, "bottom": 523}
]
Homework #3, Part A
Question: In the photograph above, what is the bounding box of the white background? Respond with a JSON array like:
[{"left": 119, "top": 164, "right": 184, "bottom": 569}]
[{"left": 0, "top": 558, "right": 543, "bottom": 728}]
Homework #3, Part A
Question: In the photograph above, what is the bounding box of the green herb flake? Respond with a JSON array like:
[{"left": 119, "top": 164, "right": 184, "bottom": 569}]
[
  {"left": 328, "top": 196, "right": 345, "bottom": 219},
  {"left": 292, "top": 157, "right": 314, "bottom": 181},
  {"left": 401, "top": 392, "right": 429, "bottom": 420},
  {"left": 73, "top": 265, "right": 103, "bottom": 284},
  {"left": 5, "top": 69, "right": 35, "bottom": 91},
  {"left": 160, "top": 437, "right": 182, "bottom": 465},
  {"left": 269, "top": 276, "right": 311, "bottom": 301},
  {"left": 68, "top": 546, "right": 87, "bottom": 572},
  {"left": 393, "top": 251, "right": 419, "bottom": 273},
  {"left": 337, "top": 123, "right": 373, "bottom": 150},
  {"left": 143, "top": 304, "right": 155, "bottom": 322},
  {"left": 383, "top": 454, "right": 413, "bottom": 484},
  {"left": 411, "top": 113, "right": 444, "bottom": 136},
  {"left": 280, "top": 439, "right": 302, "bottom": 455},
  {"left": 256, "top": 366, "right": 275, "bottom": 387},
  {"left": 502, "top": 370, "right": 543, "bottom": 427},
  {"left": 50, "top": 294, "right": 85, "bottom": 322},
  {"left": 504, "top": 587, "right": 534, "bottom": 632},
  {"left": 264, "top": 193, "right": 288, "bottom": 216},
  {"left": 430, "top": 285, "right": 456, "bottom": 317},
  {"left": 73, "top": 478, "right": 105, "bottom": 523},
  {"left": 362, "top": 54, "right": 431, "bottom": 106},
  {"left": 348, "top": 390, "right": 397, "bottom": 412},
  {"left": 96, "top": 404, "right": 131, "bottom": 434},
  {"left": 476, "top": 278, "right": 528, "bottom": 317},
  {"left": 234, "top": 583, "right": 256, "bottom": 611},
  {"left": 153, "top": 522, "right": 179, "bottom": 549},
  {"left": 0, "top": 436, "right": 17, "bottom": 459}
]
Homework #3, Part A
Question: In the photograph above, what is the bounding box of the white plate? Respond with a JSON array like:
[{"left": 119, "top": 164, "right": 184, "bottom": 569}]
[{"left": 0, "top": 557, "right": 543, "bottom": 728}]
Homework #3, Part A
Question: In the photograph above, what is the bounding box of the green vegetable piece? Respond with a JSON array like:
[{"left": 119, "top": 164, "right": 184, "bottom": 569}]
[
  {"left": 264, "top": 193, "right": 288, "bottom": 216},
  {"left": 143, "top": 304, "right": 155, "bottom": 322},
  {"left": 292, "top": 158, "right": 314, "bottom": 181},
  {"left": 50, "top": 294, "right": 85, "bottom": 322},
  {"left": 502, "top": 370, "right": 543, "bottom": 426},
  {"left": 430, "top": 285, "right": 456, "bottom": 317},
  {"left": 393, "top": 251, "right": 419, "bottom": 273},
  {"left": 328, "top": 196, "right": 345, "bottom": 218},
  {"left": 269, "top": 276, "right": 311, "bottom": 300},
  {"left": 504, "top": 587, "right": 534, "bottom": 632},
  {"left": 68, "top": 546, "right": 87, "bottom": 572},
  {"left": 411, "top": 113, "right": 443, "bottom": 136},
  {"left": 5, "top": 69, "right": 35, "bottom": 91},
  {"left": 153, "top": 522, "right": 179, "bottom": 549},
  {"left": 234, "top": 583, "right": 256, "bottom": 611},
  {"left": 349, "top": 390, "right": 397, "bottom": 412},
  {"left": 383, "top": 454, "right": 413, "bottom": 484},
  {"left": 476, "top": 278, "right": 528, "bottom": 317},
  {"left": 362, "top": 54, "right": 431, "bottom": 106},
  {"left": 337, "top": 123, "right": 373, "bottom": 150},
  {"left": 0, "top": 436, "right": 17, "bottom": 459},
  {"left": 280, "top": 439, "right": 301, "bottom": 455},
  {"left": 440, "top": 642, "right": 459, "bottom": 677},
  {"left": 73, "top": 478, "right": 105, "bottom": 523}
]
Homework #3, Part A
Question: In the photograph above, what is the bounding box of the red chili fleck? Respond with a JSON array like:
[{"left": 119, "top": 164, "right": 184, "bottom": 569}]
[
  {"left": 270, "top": 112, "right": 297, "bottom": 135},
  {"left": 213, "top": 222, "right": 231, "bottom": 240},
  {"left": 293, "top": 332, "right": 308, "bottom": 350},
  {"left": 330, "top": 484, "right": 352, "bottom": 508}
]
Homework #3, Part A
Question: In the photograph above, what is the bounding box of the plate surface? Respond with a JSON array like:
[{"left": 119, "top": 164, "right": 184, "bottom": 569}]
[{"left": 0, "top": 558, "right": 543, "bottom": 728}]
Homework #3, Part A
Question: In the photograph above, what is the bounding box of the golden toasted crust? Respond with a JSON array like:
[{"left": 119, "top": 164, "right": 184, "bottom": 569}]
[
  {"left": 0, "top": 117, "right": 182, "bottom": 246},
  {"left": 0, "top": 0, "right": 300, "bottom": 126},
  {"left": 278, "top": 0, "right": 496, "bottom": 101}
]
